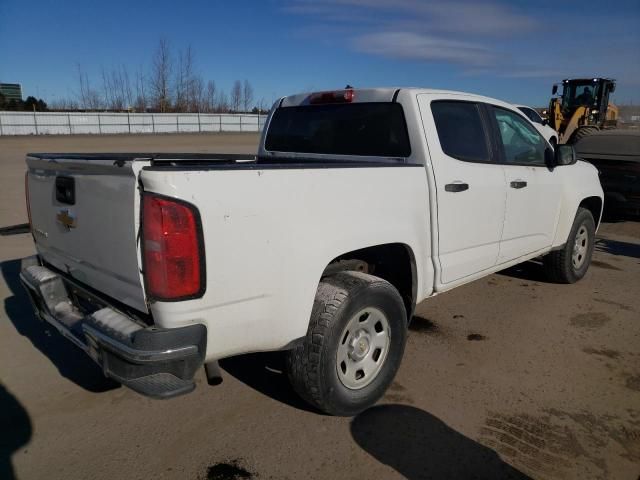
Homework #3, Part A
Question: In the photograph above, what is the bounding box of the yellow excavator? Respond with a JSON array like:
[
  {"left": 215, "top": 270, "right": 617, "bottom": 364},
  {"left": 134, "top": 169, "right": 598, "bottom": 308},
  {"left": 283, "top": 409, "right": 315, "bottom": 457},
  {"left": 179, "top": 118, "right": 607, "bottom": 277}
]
[{"left": 548, "top": 77, "right": 618, "bottom": 144}]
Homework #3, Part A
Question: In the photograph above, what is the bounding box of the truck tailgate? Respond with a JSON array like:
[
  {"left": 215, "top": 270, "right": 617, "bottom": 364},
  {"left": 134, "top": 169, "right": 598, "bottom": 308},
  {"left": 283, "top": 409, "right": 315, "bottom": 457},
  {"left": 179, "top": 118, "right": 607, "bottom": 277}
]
[{"left": 26, "top": 154, "right": 150, "bottom": 313}]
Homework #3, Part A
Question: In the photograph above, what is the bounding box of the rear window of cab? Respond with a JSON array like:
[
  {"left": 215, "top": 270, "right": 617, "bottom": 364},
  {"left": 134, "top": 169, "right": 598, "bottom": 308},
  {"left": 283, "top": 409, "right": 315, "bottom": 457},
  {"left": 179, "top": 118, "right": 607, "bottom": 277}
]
[{"left": 265, "top": 103, "right": 411, "bottom": 157}]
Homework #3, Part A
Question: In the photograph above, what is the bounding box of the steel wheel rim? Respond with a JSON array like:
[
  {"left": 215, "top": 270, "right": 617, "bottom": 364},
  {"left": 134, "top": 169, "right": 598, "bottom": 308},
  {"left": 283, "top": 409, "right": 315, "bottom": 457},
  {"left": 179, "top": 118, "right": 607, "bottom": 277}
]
[
  {"left": 336, "top": 307, "right": 391, "bottom": 390},
  {"left": 572, "top": 225, "right": 589, "bottom": 269}
]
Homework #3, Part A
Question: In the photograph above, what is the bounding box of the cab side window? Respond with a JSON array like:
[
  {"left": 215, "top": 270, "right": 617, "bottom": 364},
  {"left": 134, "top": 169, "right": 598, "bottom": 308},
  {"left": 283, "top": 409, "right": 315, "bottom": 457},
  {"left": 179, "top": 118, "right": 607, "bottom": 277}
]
[
  {"left": 492, "top": 107, "right": 546, "bottom": 166},
  {"left": 431, "top": 101, "right": 490, "bottom": 163}
]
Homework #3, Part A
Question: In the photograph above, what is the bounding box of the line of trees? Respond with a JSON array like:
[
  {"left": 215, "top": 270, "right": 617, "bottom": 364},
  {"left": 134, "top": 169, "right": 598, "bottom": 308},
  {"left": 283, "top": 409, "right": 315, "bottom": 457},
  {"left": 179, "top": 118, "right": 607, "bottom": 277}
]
[
  {"left": 50, "top": 39, "right": 264, "bottom": 114},
  {"left": 0, "top": 93, "right": 48, "bottom": 111}
]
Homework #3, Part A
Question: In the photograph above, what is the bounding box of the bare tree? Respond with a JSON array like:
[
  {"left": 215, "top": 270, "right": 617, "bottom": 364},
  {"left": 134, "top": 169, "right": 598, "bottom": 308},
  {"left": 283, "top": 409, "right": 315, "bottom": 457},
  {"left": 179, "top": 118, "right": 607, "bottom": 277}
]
[
  {"left": 102, "top": 67, "right": 123, "bottom": 110},
  {"left": 121, "top": 66, "right": 133, "bottom": 109},
  {"left": 216, "top": 89, "right": 229, "bottom": 113},
  {"left": 76, "top": 64, "right": 102, "bottom": 110},
  {"left": 205, "top": 80, "right": 216, "bottom": 113},
  {"left": 189, "top": 75, "right": 205, "bottom": 112},
  {"left": 54, "top": 39, "right": 266, "bottom": 115},
  {"left": 50, "top": 97, "right": 79, "bottom": 111},
  {"left": 242, "top": 79, "right": 254, "bottom": 112},
  {"left": 175, "top": 45, "right": 204, "bottom": 112},
  {"left": 77, "top": 64, "right": 88, "bottom": 108},
  {"left": 231, "top": 80, "right": 242, "bottom": 112},
  {"left": 150, "top": 38, "right": 172, "bottom": 112},
  {"left": 257, "top": 97, "right": 267, "bottom": 114},
  {"left": 174, "top": 48, "right": 187, "bottom": 111},
  {"left": 134, "top": 68, "right": 148, "bottom": 112},
  {"left": 101, "top": 66, "right": 134, "bottom": 111}
]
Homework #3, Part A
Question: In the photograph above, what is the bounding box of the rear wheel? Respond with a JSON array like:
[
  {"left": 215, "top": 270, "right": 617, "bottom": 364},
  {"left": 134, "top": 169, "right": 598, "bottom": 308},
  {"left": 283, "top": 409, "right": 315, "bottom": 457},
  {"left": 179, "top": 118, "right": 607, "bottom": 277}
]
[
  {"left": 287, "top": 271, "right": 407, "bottom": 416},
  {"left": 543, "top": 207, "right": 595, "bottom": 283}
]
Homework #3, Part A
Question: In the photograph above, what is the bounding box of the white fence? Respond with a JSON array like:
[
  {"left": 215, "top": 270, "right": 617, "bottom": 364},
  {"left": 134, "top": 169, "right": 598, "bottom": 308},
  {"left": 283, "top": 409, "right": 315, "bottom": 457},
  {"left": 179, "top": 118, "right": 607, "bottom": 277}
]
[{"left": 0, "top": 111, "right": 268, "bottom": 135}]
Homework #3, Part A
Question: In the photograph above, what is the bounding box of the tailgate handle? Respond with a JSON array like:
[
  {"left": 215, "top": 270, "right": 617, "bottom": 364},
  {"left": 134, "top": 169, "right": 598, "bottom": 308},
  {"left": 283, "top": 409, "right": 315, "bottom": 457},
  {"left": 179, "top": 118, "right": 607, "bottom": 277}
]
[{"left": 55, "top": 177, "right": 75, "bottom": 205}]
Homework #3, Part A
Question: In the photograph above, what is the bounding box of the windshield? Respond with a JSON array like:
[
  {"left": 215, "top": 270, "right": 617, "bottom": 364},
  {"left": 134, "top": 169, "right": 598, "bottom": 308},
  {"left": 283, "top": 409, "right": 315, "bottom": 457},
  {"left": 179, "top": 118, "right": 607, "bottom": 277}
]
[
  {"left": 265, "top": 103, "right": 411, "bottom": 157},
  {"left": 562, "top": 81, "right": 601, "bottom": 110}
]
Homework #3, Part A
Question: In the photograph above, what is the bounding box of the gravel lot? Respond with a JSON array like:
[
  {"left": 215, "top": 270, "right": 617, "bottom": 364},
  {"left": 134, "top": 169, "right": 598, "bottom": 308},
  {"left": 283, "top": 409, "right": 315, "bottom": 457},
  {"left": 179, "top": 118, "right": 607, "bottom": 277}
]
[{"left": 1, "top": 134, "right": 639, "bottom": 480}]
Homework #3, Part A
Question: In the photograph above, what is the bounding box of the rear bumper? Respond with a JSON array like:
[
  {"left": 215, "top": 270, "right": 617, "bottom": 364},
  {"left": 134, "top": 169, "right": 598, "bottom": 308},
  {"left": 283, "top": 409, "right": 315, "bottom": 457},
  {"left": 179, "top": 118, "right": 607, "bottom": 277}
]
[{"left": 19, "top": 257, "right": 206, "bottom": 399}]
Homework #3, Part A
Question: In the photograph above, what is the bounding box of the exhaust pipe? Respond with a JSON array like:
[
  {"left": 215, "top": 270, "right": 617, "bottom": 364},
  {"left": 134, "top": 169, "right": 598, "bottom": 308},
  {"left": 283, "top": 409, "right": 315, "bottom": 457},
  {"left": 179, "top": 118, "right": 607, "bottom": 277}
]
[{"left": 204, "top": 361, "right": 223, "bottom": 386}]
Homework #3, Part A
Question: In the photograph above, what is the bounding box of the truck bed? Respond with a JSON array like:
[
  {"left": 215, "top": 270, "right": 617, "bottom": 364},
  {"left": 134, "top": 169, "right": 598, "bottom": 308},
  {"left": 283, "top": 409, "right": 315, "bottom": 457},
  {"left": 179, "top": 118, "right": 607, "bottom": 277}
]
[
  {"left": 25, "top": 151, "right": 414, "bottom": 317},
  {"left": 28, "top": 152, "right": 410, "bottom": 169}
]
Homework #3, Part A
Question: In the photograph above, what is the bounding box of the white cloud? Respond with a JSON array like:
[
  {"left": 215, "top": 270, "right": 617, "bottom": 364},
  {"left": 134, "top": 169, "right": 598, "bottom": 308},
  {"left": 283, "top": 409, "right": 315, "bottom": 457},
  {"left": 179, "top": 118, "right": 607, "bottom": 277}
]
[
  {"left": 352, "top": 32, "right": 497, "bottom": 66},
  {"left": 287, "top": 0, "right": 537, "bottom": 36},
  {"left": 286, "top": 0, "right": 536, "bottom": 68}
]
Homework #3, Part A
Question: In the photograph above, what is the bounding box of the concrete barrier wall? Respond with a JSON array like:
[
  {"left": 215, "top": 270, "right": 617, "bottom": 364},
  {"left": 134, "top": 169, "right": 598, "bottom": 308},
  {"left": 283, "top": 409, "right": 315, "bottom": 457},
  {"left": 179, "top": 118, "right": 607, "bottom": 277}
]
[{"left": 0, "top": 111, "right": 268, "bottom": 135}]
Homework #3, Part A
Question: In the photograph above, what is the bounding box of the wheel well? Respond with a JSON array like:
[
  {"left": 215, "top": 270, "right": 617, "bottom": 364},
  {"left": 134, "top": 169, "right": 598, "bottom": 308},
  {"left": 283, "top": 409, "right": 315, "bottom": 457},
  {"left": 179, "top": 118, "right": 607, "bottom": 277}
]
[
  {"left": 579, "top": 196, "right": 603, "bottom": 227},
  {"left": 323, "top": 243, "right": 417, "bottom": 321}
]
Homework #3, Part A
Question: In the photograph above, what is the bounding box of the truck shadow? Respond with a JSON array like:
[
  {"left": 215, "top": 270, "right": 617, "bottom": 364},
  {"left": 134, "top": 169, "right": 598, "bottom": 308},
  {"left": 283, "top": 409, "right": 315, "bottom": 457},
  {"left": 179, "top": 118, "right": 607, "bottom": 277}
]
[
  {"left": 498, "top": 260, "right": 547, "bottom": 283},
  {"left": 0, "top": 259, "right": 119, "bottom": 393},
  {"left": 0, "top": 383, "right": 32, "bottom": 480},
  {"left": 351, "top": 404, "right": 531, "bottom": 480},
  {"left": 595, "top": 238, "right": 640, "bottom": 259},
  {"left": 220, "top": 352, "right": 322, "bottom": 414}
]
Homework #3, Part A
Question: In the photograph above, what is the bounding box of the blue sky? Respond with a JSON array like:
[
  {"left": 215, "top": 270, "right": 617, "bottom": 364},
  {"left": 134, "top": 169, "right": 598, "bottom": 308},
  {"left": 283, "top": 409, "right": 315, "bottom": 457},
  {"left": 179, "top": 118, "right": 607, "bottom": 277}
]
[{"left": 1, "top": 0, "right": 639, "bottom": 107}]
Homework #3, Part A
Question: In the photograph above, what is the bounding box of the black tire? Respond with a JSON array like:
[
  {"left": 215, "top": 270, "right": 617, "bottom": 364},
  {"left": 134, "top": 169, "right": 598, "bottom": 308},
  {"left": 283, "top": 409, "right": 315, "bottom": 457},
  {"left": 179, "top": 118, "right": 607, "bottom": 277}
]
[
  {"left": 568, "top": 126, "right": 598, "bottom": 145},
  {"left": 543, "top": 207, "right": 596, "bottom": 283},
  {"left": 549, "top": 137, "right": 557, "bottom": 149},
  {"left": 287, "top": 271, "right": 407, "bottom": 416}
]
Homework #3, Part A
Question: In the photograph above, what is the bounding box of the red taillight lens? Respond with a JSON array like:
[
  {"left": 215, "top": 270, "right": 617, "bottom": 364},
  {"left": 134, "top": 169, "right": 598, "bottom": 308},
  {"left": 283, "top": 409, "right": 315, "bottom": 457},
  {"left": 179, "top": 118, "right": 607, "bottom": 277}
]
[
  {"left": 25, "top": 171, "right": 32, "bottom": 231},
  {"left": 142, "top": 194, "right": 204, "bottom": 300},
  {"left": 309, "top": 89, "right": 354, "bottom": 104}
]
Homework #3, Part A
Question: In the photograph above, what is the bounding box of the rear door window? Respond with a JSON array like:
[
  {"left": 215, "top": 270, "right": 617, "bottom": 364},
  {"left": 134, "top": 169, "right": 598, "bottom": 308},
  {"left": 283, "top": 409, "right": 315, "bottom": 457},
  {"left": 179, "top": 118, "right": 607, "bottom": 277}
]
[
  {"left": 431, "top": 101, "right": 491, "bottom": 163},
  {"left": 265, "top": 103, "right": 411, "bottom": 157}
]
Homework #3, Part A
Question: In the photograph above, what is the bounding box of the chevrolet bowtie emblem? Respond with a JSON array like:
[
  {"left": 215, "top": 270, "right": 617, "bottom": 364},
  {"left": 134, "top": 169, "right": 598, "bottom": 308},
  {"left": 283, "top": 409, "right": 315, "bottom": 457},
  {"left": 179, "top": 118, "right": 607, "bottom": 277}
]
[{"left": 56, "top": 209, "right": 76, "bottom": 229}]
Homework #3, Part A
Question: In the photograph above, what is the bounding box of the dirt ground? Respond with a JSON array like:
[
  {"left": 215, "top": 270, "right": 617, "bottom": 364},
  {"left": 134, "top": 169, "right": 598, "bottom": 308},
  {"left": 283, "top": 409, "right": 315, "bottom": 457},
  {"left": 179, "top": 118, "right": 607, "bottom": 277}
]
[{"left": 1, "top": 134, "right": 639, "bottom": 480}]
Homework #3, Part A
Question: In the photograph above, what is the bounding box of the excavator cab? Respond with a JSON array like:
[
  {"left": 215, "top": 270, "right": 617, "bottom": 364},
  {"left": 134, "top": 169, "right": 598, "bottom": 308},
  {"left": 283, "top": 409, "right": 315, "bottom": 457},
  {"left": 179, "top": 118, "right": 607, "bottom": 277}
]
[{"left": 549, "top": 78, "right": 618, "bottom": 144}]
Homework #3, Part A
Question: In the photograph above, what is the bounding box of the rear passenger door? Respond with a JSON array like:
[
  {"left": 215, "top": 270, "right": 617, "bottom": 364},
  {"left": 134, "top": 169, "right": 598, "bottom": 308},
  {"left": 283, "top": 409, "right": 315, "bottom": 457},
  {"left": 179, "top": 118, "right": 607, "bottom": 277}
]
[
  {"left": 488, "top": 105, "right": 563, "bottom": 262},
  {"left": 418, "top": 95, "right": 507, "bottom": 286}
]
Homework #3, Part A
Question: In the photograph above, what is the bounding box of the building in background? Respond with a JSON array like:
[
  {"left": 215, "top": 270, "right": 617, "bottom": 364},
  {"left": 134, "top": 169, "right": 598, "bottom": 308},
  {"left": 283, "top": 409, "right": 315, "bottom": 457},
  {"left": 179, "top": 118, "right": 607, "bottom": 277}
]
[{"left": 0, "top": 83, "right": 23, "bottom": 102}]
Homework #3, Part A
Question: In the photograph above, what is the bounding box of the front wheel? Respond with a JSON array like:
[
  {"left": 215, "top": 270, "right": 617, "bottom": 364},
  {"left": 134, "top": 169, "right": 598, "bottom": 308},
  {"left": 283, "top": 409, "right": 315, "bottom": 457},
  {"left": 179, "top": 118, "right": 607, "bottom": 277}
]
[
  {"left": 569, "top": 126, "right": 598, "bottom": 145},
  {"left": 287, "top": 271, "right": 407, "bottom": 416},
  {"left": 543, "top": 207, "right": 596, "bottom": 283}
]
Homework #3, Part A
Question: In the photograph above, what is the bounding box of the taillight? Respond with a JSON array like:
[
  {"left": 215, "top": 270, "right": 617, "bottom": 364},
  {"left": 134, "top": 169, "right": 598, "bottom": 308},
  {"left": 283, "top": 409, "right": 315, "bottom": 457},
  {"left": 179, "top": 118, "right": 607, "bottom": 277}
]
[
  {"left": 25, "top": 171, "right": 32, "bottom": 231},
  {"left": 309, "top": 89, "right": 354, "bottom": 104},
  {"left": 142, "top": 194, "right": 205, "bottom": 301}
]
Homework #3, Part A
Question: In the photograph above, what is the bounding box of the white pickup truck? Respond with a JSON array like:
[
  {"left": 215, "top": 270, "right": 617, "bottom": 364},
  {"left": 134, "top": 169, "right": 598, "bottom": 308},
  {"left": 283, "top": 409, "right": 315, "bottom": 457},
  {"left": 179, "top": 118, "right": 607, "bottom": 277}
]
[{"left": 21, "top": 88, "right": 603, "bottom": 415}]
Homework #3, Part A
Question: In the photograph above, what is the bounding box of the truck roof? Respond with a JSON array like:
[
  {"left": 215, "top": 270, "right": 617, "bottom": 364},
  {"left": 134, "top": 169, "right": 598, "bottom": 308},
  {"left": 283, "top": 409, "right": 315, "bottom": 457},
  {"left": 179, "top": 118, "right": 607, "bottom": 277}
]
[{"left": 279, "top": 87, "right": 517, "bottom": 111}]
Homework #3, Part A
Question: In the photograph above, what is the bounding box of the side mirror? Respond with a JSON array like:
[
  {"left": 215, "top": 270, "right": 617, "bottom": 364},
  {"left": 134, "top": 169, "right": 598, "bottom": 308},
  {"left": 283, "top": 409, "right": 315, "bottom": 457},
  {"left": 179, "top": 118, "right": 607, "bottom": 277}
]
[
  {"left": 541, "top": 119, "right": 548, "bottom": 126},
  {"left": 552, "top": 85, "right": 558, "bottom": 95},
  {"left": 555, "top": 144, "right": 577, "bottom": 166},
  {"left": 610, "top": 83, "right": 616, "bottom": 93}
]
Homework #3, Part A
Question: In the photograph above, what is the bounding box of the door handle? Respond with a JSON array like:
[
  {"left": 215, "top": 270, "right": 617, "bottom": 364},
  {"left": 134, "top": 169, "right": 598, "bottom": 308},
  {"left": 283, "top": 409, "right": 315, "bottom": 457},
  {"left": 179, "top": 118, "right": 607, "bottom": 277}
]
[
  {"left": 445, "top": 182, "right": 469, "bottom": 193},
  {"left": 510, "top": 180, "right": 527, "bottom": 189}
]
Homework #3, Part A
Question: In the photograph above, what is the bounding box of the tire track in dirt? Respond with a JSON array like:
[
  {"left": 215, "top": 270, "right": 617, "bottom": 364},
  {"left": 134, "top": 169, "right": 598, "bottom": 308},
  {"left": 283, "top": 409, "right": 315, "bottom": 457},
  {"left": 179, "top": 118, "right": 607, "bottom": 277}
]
[{"left": 479, "top": 408, "right": 640, "bottom": 479}]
